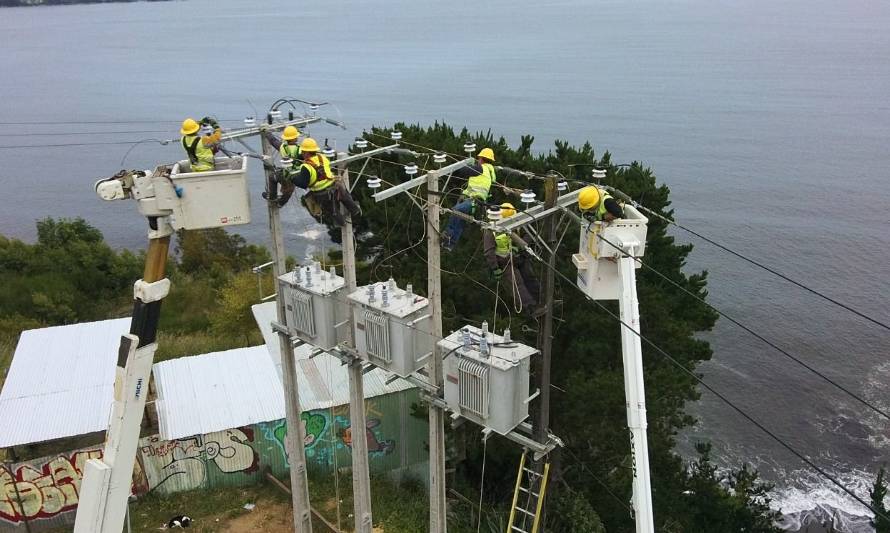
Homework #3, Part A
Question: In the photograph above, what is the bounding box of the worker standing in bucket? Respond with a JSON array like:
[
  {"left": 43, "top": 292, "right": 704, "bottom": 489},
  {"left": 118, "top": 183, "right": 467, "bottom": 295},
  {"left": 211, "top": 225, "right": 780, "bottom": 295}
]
[
  {"left": 578, "top": 185, "right": 624, "bottom": 222},
  {"left": 180, "top": 117, "right": 221, "bottom": 172},
  {"left": 442, "top": 147, "right": 498, "bottom": 251},
  {"left": 484, "top": 203, "right": 540, "bottom": 313},
  {"left": 281, "top": 137, "right": 361, "bottom": 226}
]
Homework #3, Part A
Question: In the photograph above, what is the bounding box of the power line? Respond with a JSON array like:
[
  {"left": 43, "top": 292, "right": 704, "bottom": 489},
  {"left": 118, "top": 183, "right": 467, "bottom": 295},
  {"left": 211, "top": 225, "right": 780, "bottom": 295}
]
[
  {"left": 593, "top": 230, "right": 890, "bottom": 423},
  {"left": 0, "top": 130, "right": 170, "bottom": 137},
  {"left": 562, "top": 447, "right": 633, "bottom": 515},
  {"left": 342, "top": 135, "right": 888, "bottom": 521},
  {"left": 530, "top": 252, "right": 889, "bottom": 522},
  {"left": 628, "top": 200, "right": 890, "bottom": 333},
  {"left": 0, "top": 140, "right": 164, "bottom": 149},
  {"left": 362, "top": 142, "right": 890, "bottom": 422},
  {"left": 0, "top": 118, "right": 245, "bottom": 126}
]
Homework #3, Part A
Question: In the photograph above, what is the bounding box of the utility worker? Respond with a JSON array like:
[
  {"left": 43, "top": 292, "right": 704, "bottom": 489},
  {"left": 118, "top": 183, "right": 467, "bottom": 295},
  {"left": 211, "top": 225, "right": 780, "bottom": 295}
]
[
  {"left": 278, "top": 125, "right": 302, "bottom": 161},
  {"left": 260, "top": 126, "right": 302, "bottom": 206},
  {"left": 578, "top": 186, "right": 624, "bottom": 222},
  {"left": 180, "top": 117, "right": 221, "bottom": 172},
  {"left": 442, "top": 147, "right": 498, "bottom": 250},
  {"left": 484, "top": 203, "right": 540, "bottom": 313},
  {"left": 276, "top": 126, "right": 301, "bottom": 206},
  {"left": 284, "top": 137, "right": 361, "bottom": 226}
]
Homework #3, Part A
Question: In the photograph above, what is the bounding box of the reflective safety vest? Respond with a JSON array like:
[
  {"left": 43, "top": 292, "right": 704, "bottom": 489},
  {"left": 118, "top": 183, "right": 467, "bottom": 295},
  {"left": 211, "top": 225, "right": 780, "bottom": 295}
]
[
  {"left": 593, "top": 191, "right": 615, "bottom": 221},
  {"left": 279, "top": 142, "right": 301, "bottom": 161},
  {"left": 301, "top": 154, "right": 335, "bottom": 192},
  {"left": 181, "top": 134, "right": 215, "bottom": 172},
  {"left": 462, "top": 163, "right": 496, "bottom": 200},
  {"left": 494, "top": 232, "right": 512, "bottom": 257}
]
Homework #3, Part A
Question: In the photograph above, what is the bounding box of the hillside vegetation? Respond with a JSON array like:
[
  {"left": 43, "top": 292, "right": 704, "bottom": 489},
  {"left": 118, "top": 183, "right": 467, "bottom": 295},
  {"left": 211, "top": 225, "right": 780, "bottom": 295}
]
[{"left": 0, "top": 122, "right": 785, "bottom": 531}]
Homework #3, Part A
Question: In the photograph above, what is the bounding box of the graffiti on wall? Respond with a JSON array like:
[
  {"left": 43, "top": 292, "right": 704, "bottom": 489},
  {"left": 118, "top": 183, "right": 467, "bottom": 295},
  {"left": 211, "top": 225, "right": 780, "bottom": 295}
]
[
  {"left": 0, "top": 392, "right": 417, "bottom": 529},
  {"left": 262, "top": 412, "right": 329, "bottom": 459},
  {"left": 0, "top": 448, "right": 102, "bottom": 524},
  {"left": 139, "top": 428, "right": 259, "bottom": 494},
  {"left": 341, "top": 419, "right": 396, "bottom": 456},
  {"left": 261, "top": 405, "right": 396, "bottom": 467}
]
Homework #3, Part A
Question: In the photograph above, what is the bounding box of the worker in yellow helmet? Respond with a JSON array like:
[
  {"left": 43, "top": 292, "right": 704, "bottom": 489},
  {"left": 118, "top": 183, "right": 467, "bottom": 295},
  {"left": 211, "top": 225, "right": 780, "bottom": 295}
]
[
  {"left": 180, "top": 116, "right": 222, "bottom": 172},
  {"left": 442, "top": 147, "right": 498, "bottom": 251},
  {"left": 578, "top": 186, "right": 624, "bottom": 222},
  {"left": 261, "top": 125, "right": 303, "bottom": 206},
  {"left": 281, "top": 137, "right": 361, "bottom": 226},
  {"left": 483, "top": 203, "right": 540, "bottom": 312}
]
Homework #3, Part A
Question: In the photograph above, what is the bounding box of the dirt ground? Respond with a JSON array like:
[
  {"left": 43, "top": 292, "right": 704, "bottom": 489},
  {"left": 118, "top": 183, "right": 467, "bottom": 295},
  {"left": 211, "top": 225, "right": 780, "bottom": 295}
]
[{"left": 217, "top": 500, "right": 294, "bottom": 532}]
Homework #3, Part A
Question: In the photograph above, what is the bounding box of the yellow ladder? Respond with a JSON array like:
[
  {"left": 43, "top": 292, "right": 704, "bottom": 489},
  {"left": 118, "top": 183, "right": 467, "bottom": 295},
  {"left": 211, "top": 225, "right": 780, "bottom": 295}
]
[{"left": 507, "top": 451, "right": 551, "bottom": 533}]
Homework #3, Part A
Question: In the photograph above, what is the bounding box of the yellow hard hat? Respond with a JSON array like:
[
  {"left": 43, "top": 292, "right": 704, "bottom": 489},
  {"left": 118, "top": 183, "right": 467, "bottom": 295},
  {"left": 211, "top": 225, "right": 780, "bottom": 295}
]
[
  {"left": 478, "top": 147, "right": 495, "bottom": 162},
  {"left": 500, "top": 202, "right": 516, "bottom": 218},
  {"left": 282, "top": 125, "right": 300, "bottom": 141},
  {"left": 300, "top": 138, "right": 320, "bottom": 152},
  {"left": 578, "top": 186, "right": 601, "bottom": 211},
  {"left": 180, "top": 118, "right": 200, "bottom": 135}
]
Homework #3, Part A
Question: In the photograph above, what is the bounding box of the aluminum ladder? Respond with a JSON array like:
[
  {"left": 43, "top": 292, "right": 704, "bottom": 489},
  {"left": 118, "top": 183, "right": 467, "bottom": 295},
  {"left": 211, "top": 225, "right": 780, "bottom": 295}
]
[{"left": 507, "top": 451, "right": 551, "bottom": 533}]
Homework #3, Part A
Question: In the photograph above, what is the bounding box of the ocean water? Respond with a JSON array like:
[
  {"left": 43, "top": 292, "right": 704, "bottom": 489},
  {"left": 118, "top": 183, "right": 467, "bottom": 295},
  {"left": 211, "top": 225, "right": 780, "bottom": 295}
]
[{"left": 0, "top": 0, "right": 888, "bottom": 530}]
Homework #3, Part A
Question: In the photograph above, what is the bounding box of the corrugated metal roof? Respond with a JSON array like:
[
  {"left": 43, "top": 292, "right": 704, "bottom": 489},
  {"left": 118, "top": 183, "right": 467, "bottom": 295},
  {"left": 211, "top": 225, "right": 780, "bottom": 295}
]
[
  {"left": 0, "top": 318, "right": 131, "bottom": 447},
  {"left": 154, "top": 311, "right": 416, "bottom": 441},
  {"left": 153, "top": 345, "right": 285, "bottom": 441}
]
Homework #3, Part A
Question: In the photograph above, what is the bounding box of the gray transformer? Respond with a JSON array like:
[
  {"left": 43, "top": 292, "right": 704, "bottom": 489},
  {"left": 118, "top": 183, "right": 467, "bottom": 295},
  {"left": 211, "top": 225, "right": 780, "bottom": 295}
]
[
  {"left": 348, "top": 280, "right": 433, "bottom": 377},
  {"left": 279, "top": 263, "right": 348, "bottom": 350},
  {"left": 440, "top": 325, "right": 536, "bottom": 435}
]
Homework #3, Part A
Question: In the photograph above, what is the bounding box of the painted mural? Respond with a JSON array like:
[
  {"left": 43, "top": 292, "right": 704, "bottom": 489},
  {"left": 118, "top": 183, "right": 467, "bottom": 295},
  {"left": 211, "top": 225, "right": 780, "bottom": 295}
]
[
  {"left": 0, "top": 391, "right": 426, "bottom": 532},
  {"left": 260, "top": 403, "right": 398, "bottom": 468}
]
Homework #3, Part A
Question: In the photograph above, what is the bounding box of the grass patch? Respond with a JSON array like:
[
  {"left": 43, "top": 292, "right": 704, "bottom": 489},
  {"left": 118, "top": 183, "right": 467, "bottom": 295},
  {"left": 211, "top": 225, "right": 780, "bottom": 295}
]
[
  {"left": 130, "top": 481, "right": 288, "bottom": 532},
  {"left": 153, "top": 331, "right": 257, "bottom": 363},
  {"left": 0, "top": 337, "right": 14, "bottom": 393}
]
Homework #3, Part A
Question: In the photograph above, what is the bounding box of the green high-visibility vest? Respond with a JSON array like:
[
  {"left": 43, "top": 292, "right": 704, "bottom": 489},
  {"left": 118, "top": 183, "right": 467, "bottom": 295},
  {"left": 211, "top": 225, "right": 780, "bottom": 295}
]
[
  {"left": 594, "top": 191, "right": 615, "bottom": 221},
  {"left": 301, "top": 154, "right": 335, "bottom": 192},
  {"left": 279, "top": 142, "right": 301, "bottom": 161},
  {"left": 494, "top": 232, "right": 512, "bottom": 257},
  {"left": 462, "top": 163, "right": 496, "bottom": 200},
  {"left": 181, "top": 135, "right": 215, "bottom": 172}
]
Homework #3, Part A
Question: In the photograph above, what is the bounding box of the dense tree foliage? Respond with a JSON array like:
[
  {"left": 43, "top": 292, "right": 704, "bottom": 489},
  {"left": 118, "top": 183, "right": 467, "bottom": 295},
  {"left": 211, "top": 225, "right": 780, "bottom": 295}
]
[
  {"left": 0, "top": 217, "right": 142, "bottom": 325},
  {"left": 0, "top": 123, "right": 783, "bottom": 531},
  {"left": 344, "top": 122, "right": 779, "bottom": 531},
  {"left": 0, "top": 221, "right": 268, "bottom": 354}
]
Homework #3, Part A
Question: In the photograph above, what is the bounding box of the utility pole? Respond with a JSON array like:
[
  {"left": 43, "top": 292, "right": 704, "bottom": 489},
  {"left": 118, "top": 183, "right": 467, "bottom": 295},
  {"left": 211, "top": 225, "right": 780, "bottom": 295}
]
[
  {"left": 535, "top": 173, "right": 557, "bottom": 443},
  {"left": 261, "top": 131, "right": 314, "bottom": 533},
  {"left": 337, "top": 161, "right": 374, "bottom": 533},
  {"left": 426, "top": 167, "right": 448, "bottom": 533},
  {"left": 533, "top": 172, "right": 559, "bottom": 531}
]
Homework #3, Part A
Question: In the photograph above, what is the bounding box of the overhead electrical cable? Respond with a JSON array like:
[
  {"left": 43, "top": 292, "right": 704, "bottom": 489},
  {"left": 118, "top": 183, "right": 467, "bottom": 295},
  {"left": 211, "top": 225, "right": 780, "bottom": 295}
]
[
  {"left": 594, "top": 229, "right": 890, "bottom": 423},
  {"left": 0, "top": 129, "right": 171, "bottom": 137},
  {"left": 562, "top": 447, "right": 634, "bottom": 514},
  {"left": 528, "top": 251, "right": 889, "bottom": 521},
  {"left": 0, "top": 118, "right": 246, "bottom": 125},
  {"left": 620, "top": 197, "right": 890, "bottom": 333}
]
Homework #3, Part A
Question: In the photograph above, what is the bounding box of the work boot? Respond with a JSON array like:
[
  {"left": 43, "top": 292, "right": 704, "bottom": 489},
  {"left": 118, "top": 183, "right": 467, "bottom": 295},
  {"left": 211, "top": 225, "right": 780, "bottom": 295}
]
[{"left": 349, "top": 205, "right": 363, "bottom": 219}]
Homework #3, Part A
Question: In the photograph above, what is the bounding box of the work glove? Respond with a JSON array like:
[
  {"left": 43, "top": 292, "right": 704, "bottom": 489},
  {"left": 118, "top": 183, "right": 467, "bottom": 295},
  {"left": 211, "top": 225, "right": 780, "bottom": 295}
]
[{"left": 491, "top": 268, "right": 503, "bottom": 281}]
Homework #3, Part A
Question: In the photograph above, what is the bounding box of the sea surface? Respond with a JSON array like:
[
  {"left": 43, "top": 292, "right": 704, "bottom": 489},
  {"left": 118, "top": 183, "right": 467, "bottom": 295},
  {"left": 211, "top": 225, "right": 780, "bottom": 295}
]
[{"left": 1, "top": 0, "right": 888, "bottom": 530}]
